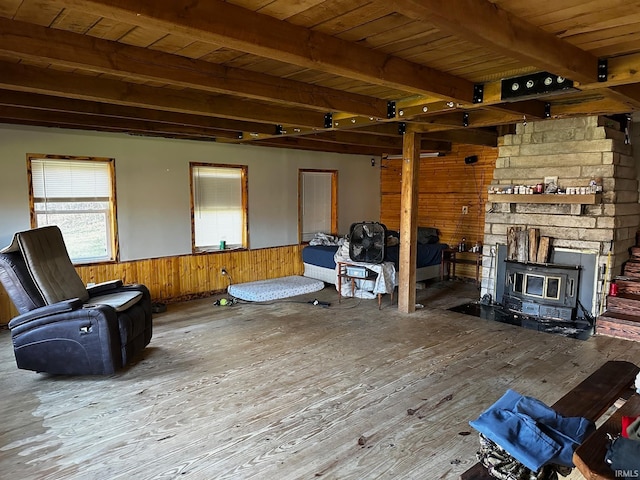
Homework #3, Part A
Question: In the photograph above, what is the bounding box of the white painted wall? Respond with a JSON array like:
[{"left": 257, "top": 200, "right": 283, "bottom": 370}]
[{"left": 0, "top": 124, "right": 381, "bottom": 261}]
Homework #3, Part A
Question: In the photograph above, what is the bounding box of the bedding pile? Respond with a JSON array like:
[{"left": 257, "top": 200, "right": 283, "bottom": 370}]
[
  {"left": 308, "top": 232, "right": 345, "bottom": 246},
  {"left": 334, "top": 242, "right": 396, "bottom": 299}
]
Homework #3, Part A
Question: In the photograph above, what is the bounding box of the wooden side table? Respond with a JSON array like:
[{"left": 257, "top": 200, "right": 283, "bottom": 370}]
[
  {"left": 440, "top": 248, "right": 482, "bottom": 285},
  {"left": 337, "top": 261, "right": 392, "bottom": 309}
]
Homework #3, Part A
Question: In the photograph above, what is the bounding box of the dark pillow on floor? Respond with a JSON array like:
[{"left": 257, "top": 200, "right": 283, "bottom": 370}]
[{"left": 417, "top": 227, "right": 439, "bottom": 244}]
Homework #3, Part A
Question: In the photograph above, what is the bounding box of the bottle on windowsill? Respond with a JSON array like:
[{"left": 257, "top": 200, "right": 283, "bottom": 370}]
[{"left": 459, "top": 237, "right": 466, "bottom": 252}]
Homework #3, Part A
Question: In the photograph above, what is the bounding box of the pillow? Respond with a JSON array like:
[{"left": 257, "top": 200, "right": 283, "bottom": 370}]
[{"left": 417, "top": 227, "right": 439, "bottom": 244}]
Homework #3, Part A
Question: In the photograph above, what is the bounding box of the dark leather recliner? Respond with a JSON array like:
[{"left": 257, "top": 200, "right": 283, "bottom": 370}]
[{"left": 0, "top": 225, "right": 152, "bottom": 375}]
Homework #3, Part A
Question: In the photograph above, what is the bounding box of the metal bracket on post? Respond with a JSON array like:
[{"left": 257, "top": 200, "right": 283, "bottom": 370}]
[
  {"left": 398, "top": 122, "right": 406, "bottom": 135},
  {"left": 598, "top": 59, "right": 608, "bottom": 82},
  {"left": 387, "top": 101, "right": 396, "bottom": 119},
  {"left": 324, "top": 113, "right": 333, "bottom": 129},
  {"left": 544, "top": 103, "right": 551, "bottom": 118},
  {"left": 462, "top": 112, "right": 469, "bottom": 127},
  {"left": 275, "top": 125, "right": 284, "bottom": 135},
  {"left": 473, "top": 84, "right": 484, "bottom": 104}
]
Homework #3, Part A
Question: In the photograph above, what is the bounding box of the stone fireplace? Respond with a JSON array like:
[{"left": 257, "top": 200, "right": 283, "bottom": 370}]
[{"left": 481, "top": 115, "right": 640, "bottom": 318}]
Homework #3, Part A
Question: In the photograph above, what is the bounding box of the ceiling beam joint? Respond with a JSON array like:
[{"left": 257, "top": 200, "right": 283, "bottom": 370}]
[
  {"left": 598, "top": 59, "right": 608, "bottom": 83},
  {"left": 324, "top": 113, "right": 333, "bottom": 129},
  {"left": 473, "top": 84, "right": 484, "bottom": 104},
  {"left": 387, "top": 101, "right": 397, "bottom": 119}
]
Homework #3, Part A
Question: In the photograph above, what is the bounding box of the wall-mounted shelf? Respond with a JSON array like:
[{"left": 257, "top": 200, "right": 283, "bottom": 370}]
[
  {"left": 488, "top": 193, "right": 601, "bottom": 216},
  {"left": 488, "top": 193, "right": 601, "bottom": 205}
]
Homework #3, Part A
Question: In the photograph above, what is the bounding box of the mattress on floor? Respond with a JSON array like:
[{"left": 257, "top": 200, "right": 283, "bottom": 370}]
[{"left": 228, "top": 275, "right": 325, "bottom": 302}]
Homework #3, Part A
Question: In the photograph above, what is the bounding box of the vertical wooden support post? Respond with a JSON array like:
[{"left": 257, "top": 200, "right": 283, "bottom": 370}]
[{"left": 398, "top": 129, "right": 420, "bottom": 313}]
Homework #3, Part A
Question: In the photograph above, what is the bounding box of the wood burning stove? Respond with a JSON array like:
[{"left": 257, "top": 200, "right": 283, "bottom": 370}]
[{"left": 502, "top": 260, "right": 581, "bottom": 320}]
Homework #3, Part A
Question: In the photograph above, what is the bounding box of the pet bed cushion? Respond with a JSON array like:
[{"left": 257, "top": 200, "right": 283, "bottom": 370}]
[{"left": 228, "top": 275, "right": 324, "bottom": 302}]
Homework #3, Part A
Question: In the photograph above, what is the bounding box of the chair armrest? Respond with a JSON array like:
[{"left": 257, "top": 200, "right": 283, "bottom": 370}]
[
  {"left": 9, "top": 300, "right": 116, "bottom": 336},
  {"left": 8, "top": 298, "right": 84, "bottom": 329},
  {"left": 86, "top": 279, "right": 124, "bottom": 296}
]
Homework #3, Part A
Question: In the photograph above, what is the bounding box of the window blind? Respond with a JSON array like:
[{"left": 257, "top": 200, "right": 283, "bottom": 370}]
[
  {"left": 31, "top": 159, "right": 111, "bottom": 200},
  {"left": 301, "top": 171, "right": 332, "bottom": 242},
  {"left": 192, "top": 166, "right": 243, "bottom": 248}
]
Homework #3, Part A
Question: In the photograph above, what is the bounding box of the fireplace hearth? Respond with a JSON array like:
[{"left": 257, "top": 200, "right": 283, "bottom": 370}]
[{"left": 449, "top": 302, "right": 593, "bottom": 340}]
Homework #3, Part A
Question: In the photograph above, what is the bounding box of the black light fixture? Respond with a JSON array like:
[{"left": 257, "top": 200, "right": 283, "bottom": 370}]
[{"left": 501, "top": 72, "right": 576, "bottom": 101}]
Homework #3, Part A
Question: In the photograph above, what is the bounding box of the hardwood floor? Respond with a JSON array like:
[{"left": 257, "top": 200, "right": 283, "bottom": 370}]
[{"left": 2, "top": 280, "right": 639, "bottom": 480}]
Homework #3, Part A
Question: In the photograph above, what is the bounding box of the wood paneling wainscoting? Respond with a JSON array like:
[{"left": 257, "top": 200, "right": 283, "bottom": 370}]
[
  {"left": 0, "top": 244, "right": 305, "bottom": 324},
  {"left": 381, "top": 144, "right": 497, "bottom": 281}
]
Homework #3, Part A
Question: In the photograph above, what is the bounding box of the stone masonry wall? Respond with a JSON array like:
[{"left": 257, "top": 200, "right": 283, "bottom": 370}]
[{"left": 481, "top": 115, "right": 640, "bottom": 304}]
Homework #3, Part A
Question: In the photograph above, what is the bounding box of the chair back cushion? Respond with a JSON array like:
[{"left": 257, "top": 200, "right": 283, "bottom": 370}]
[
  {"left": 0, "top": 251, "right": 46, "bottom": 313},
  {"left": 16, "top": 226, "right": 90, "bottom": 304}
]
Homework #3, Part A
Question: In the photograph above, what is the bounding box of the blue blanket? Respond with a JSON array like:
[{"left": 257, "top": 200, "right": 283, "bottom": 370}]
[
  {"left": 470, "top": 389, "right": 595, "bottom": 471},
  {"left": 302, "top": 243, "right": 448, "bottom": 270}
]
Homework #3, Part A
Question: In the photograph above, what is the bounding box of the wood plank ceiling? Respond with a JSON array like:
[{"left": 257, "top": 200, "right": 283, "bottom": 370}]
[{"left": 1, "top": 0, "right": 640, "bottom": 155}]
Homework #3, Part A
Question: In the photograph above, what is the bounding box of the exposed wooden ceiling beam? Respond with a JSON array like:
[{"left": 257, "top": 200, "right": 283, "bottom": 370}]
[
  {"left": 0, "top": 17, "right": 388, "bottom": 119},
  {"left": 390, "top": 52, "right": 640, "bottom": 120},
  {"left": 585, "top": 52, "right": 640, "bottom": 89},
  {"left": 390, "top": 0, "right": 599, "bottom": 84},
  {"left": 0, "top": 62, "right": 326, "bottom": 129},
  {"left": 421, "top": 128, "right": 498, "bottom": 147},
  {"left": 323, "top": 122, "right": 496, "bottom": 146},
  {"left": 0, "top": 105, "right": 240, "bottom": 140},
  {"left": 609, "top": 84, "right": 640, "bottom": 110},
  {"left": 548, "top": 91, "right": 636, "bottom": 117},
  {"left": 0, "top": 90, "right": 271, "bottom": 135},
  {"left": 298, "top": 130, "right": 452, "bottom": 152},
  {"left": 252, "top": 137, "right": 398, "bottom": 156},
  {"left": 350, "top": 123, "right": 406, "bottom": 137},
  {"left": 410, "top": 110, "right": 526, "bottom": 132},
  {"left": 54, "top": 0, "right": 475, "bottom": 102},
  {"left": 476, "top": 54, "right": 640, "bottom": 112},
  {"left": 296, "top": 131, "right": 403, "bottom": 149},
  {"left": 486, "top": 100, "right": 549, "bottom": 120}
]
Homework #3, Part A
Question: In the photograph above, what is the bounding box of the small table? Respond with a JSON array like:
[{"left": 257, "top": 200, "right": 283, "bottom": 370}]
[
  {"left": 337, "top": 261, "right": 392, "bottom": 309},
  {"left": 440, "top": 248, "right": 482, "bottom": 285}
]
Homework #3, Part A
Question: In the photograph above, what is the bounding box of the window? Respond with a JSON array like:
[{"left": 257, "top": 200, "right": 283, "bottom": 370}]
[
  {"left": 299, "top": 169, "right": 338, "bottom": 242},
  {"left": 190, "top": 163, "right": 248, "bottom": 251},
  {"left": 27, "top": 154, "right": 117, "bottom": 264}
]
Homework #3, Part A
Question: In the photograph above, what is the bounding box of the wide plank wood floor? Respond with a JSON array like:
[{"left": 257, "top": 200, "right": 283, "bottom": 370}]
[{"left": 2, "top": 280, "right": 640, "bottom": 479}]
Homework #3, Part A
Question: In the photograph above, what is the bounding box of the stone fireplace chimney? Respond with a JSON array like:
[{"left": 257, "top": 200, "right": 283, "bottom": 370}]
[{"left": 481, "top": 115, "right": 640, "bottom": 317}]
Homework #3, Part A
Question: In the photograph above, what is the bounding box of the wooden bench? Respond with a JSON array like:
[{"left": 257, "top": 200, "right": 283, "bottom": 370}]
[{"left": 460, "top": 360, "right": 640, "bottom": 480}]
